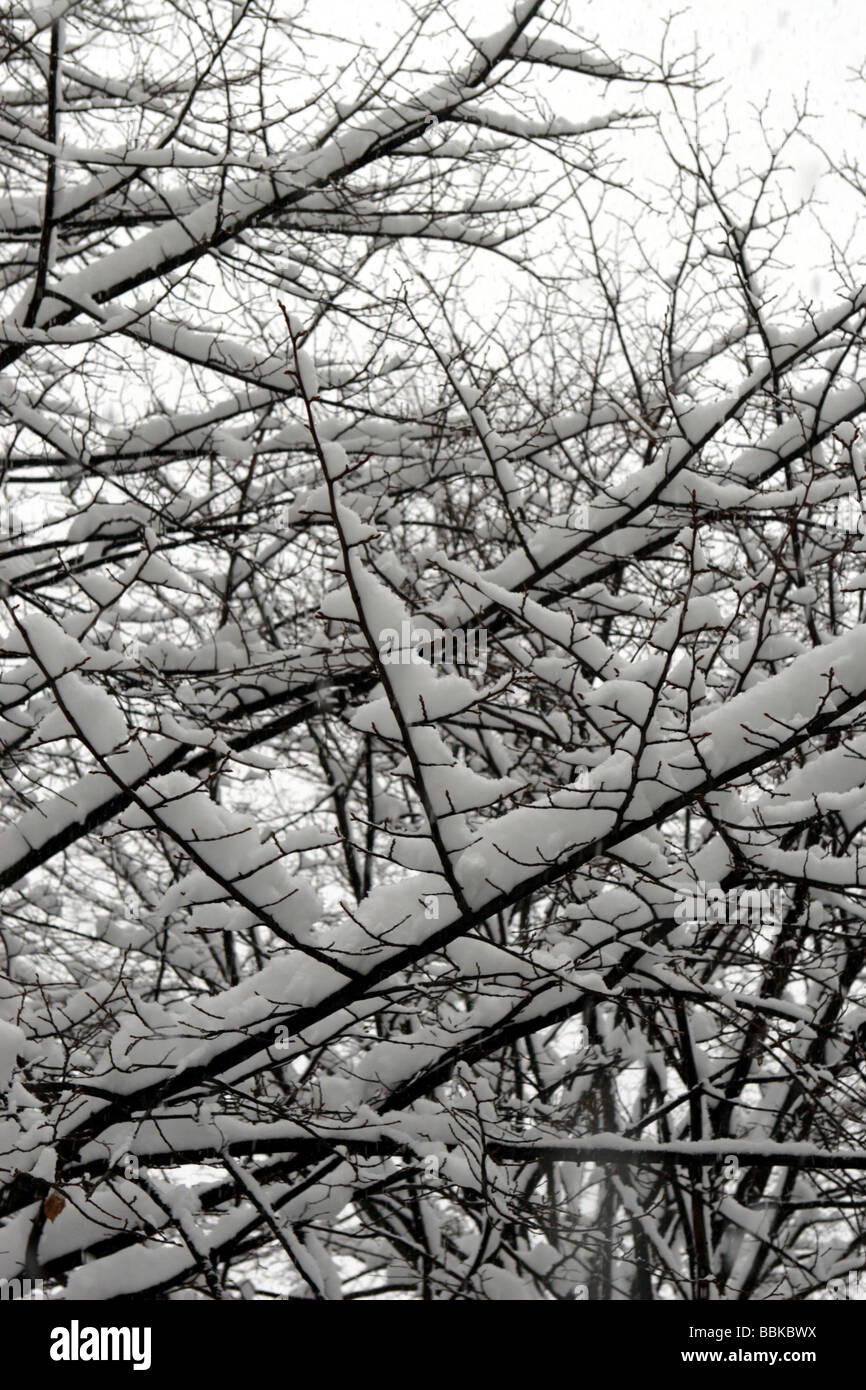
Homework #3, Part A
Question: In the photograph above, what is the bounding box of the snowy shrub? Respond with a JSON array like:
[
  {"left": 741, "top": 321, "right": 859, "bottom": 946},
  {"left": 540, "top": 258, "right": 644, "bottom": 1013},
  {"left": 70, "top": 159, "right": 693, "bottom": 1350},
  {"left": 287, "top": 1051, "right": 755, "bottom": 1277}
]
[{"left": 3, "top": 0, "right": 866, "bottom": 1302}]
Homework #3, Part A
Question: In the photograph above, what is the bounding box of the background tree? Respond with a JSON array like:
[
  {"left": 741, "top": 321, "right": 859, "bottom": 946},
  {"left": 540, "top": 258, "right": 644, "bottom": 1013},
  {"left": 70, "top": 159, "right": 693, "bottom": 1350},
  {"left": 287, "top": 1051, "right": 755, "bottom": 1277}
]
[{"left": 3, "top": 0, "right": 866, "bottom": 1301}]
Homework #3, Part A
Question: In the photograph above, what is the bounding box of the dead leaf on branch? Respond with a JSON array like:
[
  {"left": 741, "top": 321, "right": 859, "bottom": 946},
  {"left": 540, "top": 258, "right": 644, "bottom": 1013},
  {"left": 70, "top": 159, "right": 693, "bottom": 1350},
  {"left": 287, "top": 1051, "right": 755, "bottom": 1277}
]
[{"left": 43, "top": 1190, "right": 66, "bottom": 1223}]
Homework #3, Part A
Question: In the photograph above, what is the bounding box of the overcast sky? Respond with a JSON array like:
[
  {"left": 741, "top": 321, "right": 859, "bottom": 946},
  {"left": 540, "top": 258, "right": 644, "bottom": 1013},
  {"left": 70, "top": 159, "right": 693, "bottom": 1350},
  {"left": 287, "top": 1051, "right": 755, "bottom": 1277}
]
[
  {"left": 598, "top": 2, "right": 866, "bottom": 302},
  {"left": 611, "top": 0, "right": 863, "bottom": 121},
  {"left": 345, "top": 1, "right": 866, "bottom": 131},
  {"left": 339, "top": 1, "right": 866, "bottom": 304}
]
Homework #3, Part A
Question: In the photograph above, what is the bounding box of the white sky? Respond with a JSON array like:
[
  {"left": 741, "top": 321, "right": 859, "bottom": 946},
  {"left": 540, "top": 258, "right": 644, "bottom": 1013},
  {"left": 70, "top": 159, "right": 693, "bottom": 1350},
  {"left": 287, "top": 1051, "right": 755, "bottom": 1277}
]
[
  {"left": 331, "top": 1, "right": 866, "bottom": 308},
  {"left": 341, "top": 0, "right": 866, "bottom": 133},
  {"left": 591, "top": 1, "right": 866, "bottom": 302},
  {"left": 610, "top": 0, "right": 865, "bottom": 123}
]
